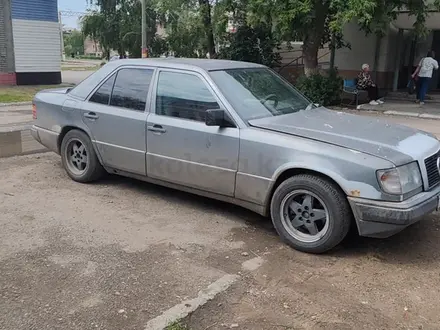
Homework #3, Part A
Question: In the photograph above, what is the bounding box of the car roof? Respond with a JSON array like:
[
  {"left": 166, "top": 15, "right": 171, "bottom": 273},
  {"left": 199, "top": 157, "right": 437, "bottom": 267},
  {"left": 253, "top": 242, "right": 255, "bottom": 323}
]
[
  {"left": 106, "top": 58, "right": 265, "bottom": 71},
  {"left": 68, "top": 58, "right": 266, "bottom": 100}
]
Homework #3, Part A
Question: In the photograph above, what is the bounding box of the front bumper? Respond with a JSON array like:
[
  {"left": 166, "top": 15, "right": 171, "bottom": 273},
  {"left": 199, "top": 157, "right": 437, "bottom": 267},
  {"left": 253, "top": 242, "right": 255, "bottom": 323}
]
[
  {"left": 348, "top": 185, "right": 440, "bottom": 238},
  {"left": 31, "top": 125, "right": 60, "bottom": 154}
]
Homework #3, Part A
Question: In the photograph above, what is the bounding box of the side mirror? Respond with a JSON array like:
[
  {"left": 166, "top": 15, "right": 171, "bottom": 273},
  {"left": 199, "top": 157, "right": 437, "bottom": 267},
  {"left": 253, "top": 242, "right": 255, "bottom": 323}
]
[{"left": 205, "top": 109, "right": 234, "bottom": 127}]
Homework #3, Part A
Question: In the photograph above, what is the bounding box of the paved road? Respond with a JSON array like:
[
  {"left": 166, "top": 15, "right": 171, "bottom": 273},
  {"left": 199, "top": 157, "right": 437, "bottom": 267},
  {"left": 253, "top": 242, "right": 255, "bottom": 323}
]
[
  {"left": 2, "top": 112, "right": 440, "bottom": 329},
  {"left": 344, "top": 109, "right": 440, "bottom": 138},
  {"left": 0, "top": 105, "right": 32, "bottom": 131}
]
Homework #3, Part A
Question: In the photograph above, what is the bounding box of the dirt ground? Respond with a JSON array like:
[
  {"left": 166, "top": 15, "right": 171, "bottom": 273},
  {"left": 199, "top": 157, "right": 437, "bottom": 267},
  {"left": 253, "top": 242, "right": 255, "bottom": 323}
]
[
  {"left": 186, "top": 221, "right": 440, "bottom": 330},
  {"left": 0, "top": 154, "right": 250, "bottom": 330},
  {"left": 2, "top": 152, "right": 440, "bottom": 330}
]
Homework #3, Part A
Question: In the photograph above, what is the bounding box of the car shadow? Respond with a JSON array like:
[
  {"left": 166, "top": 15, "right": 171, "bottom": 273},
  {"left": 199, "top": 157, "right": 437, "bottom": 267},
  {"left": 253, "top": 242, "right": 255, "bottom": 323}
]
[
  {"left": 97, "top": 174, "right": 274, "bottom": 231},
  {"left": 332, "top": 215, "right": 440, "bottom": 265},
  {"left": 91, "top": 173, "right": 440, "bottom": 264}
]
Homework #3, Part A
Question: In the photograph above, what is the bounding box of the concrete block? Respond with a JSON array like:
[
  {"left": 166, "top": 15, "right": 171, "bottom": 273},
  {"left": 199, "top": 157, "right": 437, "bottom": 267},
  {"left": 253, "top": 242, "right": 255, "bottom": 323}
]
[
  {"left": 0, "top": 128, "right": 47, "bottom": 158},
  {"left": 0, "top": 131, "right": 22, "bottom": 157}
]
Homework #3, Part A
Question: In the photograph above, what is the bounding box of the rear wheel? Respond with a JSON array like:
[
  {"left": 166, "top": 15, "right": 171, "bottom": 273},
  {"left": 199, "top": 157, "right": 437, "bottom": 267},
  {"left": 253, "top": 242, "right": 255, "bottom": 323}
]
[
  {"left": 61, "top": 130, "right": 104, "bottom": 183},
  {"left": 270, "top": 174, "right": 352, "bottom": 254}
]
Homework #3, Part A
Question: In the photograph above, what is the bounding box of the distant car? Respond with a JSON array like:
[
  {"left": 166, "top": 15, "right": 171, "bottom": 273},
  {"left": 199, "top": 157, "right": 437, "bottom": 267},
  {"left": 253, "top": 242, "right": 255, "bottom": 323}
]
[
  {"left": 109, "top": 55, "right": 119, "bottom": 62},
  {"left": 31, "top": 58, "right": 440, "bottom": 253}
]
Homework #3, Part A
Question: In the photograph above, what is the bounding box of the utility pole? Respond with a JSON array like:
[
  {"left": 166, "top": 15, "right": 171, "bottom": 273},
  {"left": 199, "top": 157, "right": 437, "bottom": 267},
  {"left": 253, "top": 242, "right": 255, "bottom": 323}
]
[
  {"left": 141, "top": 0, "right": 147, "bottom": 58},
  {"left": 59, "top": 11, "right": 65, "bottom": 61},
  {"left": 58, "top": 11, "right": 85, "bottom": 61}
]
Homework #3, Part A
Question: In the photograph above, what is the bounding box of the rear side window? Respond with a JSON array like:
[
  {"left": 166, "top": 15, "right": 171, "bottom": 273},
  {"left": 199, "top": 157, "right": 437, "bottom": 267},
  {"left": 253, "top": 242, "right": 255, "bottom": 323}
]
[
  {"left": 89, "top": 73, "right": 116, "bottom": 105},
  {"left": 110, "top": 68, "right": 154, "bottom": 111}
]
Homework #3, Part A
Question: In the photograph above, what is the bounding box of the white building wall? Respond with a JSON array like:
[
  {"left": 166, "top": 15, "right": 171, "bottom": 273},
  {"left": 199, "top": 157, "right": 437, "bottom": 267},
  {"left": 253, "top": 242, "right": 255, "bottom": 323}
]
[
  {"left": 12, "top": 19, "right": 60, "bottom": 73},
  {"left": 10, "top": 0, "right": 61, "bottom": 84},
  {"left": 334, "top": 21, "right": 376, "bottom": 72},
  {"left": 414, "top": 32, "right": 434, "bottom": 65},
  {"left": 334, "top": 21, "right": 400, "bottom": 72},
  {"left": 376, "top": 28, "right": 398, "bottom": 72}
]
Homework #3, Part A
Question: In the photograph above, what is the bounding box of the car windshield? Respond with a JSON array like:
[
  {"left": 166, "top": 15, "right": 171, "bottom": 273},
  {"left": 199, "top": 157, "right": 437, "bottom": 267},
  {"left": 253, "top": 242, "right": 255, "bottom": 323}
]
[{"left": 209, "top": 67, "right": 312, "bottom": 122}]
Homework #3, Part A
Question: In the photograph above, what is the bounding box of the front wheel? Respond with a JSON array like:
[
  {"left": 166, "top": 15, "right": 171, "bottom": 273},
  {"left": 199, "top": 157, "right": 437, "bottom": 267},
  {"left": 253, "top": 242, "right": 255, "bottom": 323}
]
[
  {"left": 61, "top": 129, "right": 105, "bottom": 183},
  {"left": 270, "top": 174, "right": 352, "bottom": 254}
]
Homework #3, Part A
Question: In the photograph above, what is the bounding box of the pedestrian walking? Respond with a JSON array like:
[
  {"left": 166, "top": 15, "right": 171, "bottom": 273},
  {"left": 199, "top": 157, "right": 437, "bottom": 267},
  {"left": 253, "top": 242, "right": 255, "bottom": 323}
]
[{"left": 412, "top": 50, "right": 439, "bottom": 105}]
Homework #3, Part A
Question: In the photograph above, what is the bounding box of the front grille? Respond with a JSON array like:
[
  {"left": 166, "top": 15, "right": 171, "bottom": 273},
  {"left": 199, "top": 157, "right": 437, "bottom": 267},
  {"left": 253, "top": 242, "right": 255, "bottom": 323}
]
[{"left": 424, "top": 152, "right": 440, "bottom": 188}]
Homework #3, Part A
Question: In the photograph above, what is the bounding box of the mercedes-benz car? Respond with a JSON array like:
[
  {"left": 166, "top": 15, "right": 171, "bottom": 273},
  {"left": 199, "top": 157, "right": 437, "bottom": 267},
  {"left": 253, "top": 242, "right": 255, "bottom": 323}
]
[{"left": 31, "top": 58, "right": 440, "bottom": 253}]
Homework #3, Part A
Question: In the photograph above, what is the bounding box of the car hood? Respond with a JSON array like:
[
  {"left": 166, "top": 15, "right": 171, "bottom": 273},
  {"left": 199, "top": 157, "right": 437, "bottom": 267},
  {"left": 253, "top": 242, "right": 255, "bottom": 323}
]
[{"left": 248, "top": 107, "right": 439, "bottom": 165}]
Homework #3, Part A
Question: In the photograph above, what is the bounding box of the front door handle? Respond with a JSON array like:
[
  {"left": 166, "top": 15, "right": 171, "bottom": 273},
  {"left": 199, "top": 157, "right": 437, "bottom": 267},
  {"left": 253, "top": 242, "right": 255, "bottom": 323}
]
[
  {"left": 84, "top": 112, "right": 99, "bottom": 120},
  {"left": 147, "top": 124, "right": 166, "bottom": 134}
]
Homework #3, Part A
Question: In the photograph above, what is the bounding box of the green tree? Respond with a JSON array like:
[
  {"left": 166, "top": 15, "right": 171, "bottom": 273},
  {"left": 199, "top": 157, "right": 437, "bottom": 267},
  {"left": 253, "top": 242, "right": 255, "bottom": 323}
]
[
  {"left": 81, "top": 10, "right": 113, "bottom": 59},
  {"left": 217, "top": 25, "right": 281, "bottom": 67},
  {"left": 212, "top": 0, "right": 281, "bottom": 67},
  {"left": 64, "top": 30, "right": 85, "bottom": 56},
  {"left": 246, "top": 0, "right": 440, "bottom": 76},
  {"left": 83, "top": 0, "right": 167, "bottom": 59},
  {"left": 199, "top": 0, "right": 216, "bottom": 57},
  {"left": 155, "top": 0, "right": 217, "bottom": 58}
]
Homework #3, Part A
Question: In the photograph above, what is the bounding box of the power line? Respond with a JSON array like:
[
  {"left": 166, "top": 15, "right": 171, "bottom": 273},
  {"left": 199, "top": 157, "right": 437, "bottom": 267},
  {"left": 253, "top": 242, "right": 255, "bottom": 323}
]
[{"left": 59, "top": 10, "right": 86, "bottom": 18}]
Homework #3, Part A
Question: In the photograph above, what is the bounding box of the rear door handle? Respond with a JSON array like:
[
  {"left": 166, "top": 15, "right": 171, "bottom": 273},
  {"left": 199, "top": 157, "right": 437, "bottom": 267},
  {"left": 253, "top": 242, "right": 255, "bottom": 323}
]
[
  {"left": 147, "top": 124, "right": 166, "bottom": 134},
  {"left": 84, "top": 112, "right": 99, "bottom": 120}
]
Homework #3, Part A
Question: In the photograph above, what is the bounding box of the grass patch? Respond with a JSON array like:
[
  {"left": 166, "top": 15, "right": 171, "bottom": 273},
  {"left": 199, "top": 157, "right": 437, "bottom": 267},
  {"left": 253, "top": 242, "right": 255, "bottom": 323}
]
[
  {"left": 0, "top": 84, "right": 72, "bottom": 103},
  {"left": 61, "top": 65, "right": 101, "bottom": 71},
  {"left": 166, "top": 321, "right": 190, "bottom": 330}
]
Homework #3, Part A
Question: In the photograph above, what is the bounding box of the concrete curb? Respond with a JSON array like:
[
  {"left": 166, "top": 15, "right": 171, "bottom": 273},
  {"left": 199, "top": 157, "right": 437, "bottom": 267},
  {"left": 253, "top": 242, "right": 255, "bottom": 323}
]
[
  {"left": 419, "top": 113, "right": 440, "bottom": 120},
  {"left": 331, "top": 106, "right": 440, "bottom": 121},
  {"left": 0, "top": 126, "right": 48, "bottom": 158},
  {"left": 382, "top": 110, "right": 440, "bottom": 120},
  {"left": 0, "top": 101, "right": 32, "bottom": 108},
  {"left": 383, "top": 110, "right": 420, "bottom": 117},
  {"left": 144, "top": 274, "right": 239, "bottom": 330}
]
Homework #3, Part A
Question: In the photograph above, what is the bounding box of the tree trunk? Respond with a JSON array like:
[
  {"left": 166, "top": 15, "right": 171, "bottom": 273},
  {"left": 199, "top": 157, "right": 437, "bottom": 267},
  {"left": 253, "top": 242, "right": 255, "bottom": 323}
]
[
  {"left": 302, "top": 0, "right": 330, "bottom": 76},
  {"left": 199, "top": 0, "right": 216, "bottom": 58},
  {"left": 303, "top": 41, "right": 319, "bottom": 76}
]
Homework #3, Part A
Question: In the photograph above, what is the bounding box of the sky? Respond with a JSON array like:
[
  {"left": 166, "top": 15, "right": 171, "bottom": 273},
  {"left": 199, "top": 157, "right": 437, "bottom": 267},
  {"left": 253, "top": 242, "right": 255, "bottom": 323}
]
[{"left": 58, "top": 0, "right": 92, "bottom": 29}]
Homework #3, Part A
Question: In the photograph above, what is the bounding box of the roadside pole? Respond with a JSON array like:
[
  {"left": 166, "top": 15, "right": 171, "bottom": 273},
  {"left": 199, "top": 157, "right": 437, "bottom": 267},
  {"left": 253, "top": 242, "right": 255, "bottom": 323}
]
[
  {"left": 59, "top": 12, "right": 65, "bottom": 61},
  {"left": 141, "top": 0, "right": 148, "bottom": 58}
]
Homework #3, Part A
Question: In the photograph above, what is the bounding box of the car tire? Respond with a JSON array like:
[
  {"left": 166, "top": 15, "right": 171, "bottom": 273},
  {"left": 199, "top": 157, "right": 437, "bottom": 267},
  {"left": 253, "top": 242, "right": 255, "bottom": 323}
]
[
  {"left": 61, "top": 129, "right": 105, "bottom": 183},
  {"left": 270, "top": 174, "right": 352, "bottom": 254}
]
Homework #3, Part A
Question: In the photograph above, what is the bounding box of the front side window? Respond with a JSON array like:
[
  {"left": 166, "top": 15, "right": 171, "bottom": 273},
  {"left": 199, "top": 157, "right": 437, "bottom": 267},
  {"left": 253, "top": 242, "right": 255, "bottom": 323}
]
[
  {"left": 209, "top": 68, "right": 311, "bottom": 122},
  {"left": 89, "top": 73, "right": 116, "bottom": 105},
  {"left": 110, "top": 68, "right": 154, "bottom": 111},
  {"left": 155, "top": 71, "right": 220, "bottom": 122}
]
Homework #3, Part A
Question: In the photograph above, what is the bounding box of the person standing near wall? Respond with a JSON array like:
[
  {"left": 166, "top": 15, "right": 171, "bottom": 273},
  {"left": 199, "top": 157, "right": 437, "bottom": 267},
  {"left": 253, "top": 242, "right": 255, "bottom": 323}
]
[{"left": 412, "top": 50, "right": 439, "bottom": 105}]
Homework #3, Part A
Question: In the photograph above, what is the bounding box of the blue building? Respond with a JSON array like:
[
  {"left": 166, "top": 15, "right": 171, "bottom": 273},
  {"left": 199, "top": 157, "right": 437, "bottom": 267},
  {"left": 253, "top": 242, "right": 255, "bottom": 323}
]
[{"left": 0, "top": 0, "right": 61, "bottom": 85}]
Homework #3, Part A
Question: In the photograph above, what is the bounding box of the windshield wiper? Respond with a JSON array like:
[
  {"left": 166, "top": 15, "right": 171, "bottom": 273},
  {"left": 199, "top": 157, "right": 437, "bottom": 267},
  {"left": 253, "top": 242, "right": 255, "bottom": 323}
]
[{"left": 304, "top": 103, "right": 316, "bottom": 111}]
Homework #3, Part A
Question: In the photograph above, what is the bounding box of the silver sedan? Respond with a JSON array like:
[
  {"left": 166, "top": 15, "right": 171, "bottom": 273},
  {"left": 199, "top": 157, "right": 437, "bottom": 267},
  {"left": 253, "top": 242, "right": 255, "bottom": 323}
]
[{"left": 31, "top": 58, "right": 440, "bottom": 253}]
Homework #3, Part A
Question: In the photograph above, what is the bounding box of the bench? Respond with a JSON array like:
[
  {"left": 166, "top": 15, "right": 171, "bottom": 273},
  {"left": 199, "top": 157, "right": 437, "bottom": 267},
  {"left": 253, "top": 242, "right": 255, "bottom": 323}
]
[{"left": 341, "top": 78, "right": 368, "bottom": 108}]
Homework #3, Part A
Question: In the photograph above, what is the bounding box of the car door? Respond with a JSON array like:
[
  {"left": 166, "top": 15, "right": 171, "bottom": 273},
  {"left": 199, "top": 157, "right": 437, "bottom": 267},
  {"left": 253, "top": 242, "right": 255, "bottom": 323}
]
[
  {"left": 146, "top": 69, "right": 239, "bottom": 197},
  {"left": 82, "top": 67, "right": 154, "bottom": 175}
]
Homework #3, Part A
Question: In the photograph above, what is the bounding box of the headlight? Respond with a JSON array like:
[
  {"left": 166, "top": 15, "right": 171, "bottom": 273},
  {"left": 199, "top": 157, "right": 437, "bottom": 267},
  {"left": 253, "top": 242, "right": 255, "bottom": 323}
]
[{"left": 377, "top": 162, "right": 422, "bottom": 195}]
